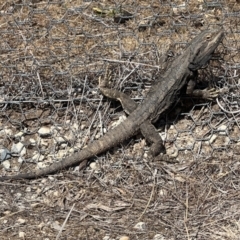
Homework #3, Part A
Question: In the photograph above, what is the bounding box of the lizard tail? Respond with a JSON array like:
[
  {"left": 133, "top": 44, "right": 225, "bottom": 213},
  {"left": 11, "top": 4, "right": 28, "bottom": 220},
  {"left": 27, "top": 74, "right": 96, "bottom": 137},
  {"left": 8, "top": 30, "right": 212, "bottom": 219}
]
[{"left": 0, "top": 118, "right": 137, "bottom": 180}]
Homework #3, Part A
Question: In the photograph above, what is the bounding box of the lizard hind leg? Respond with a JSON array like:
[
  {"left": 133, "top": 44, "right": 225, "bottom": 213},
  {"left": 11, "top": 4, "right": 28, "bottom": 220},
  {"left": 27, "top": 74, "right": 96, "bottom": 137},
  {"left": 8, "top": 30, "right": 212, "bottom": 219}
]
[
  {"left": 99, "top": 66, "right": 137, "bottom": 114},
  {"left": 99, "top": 66, "right": 167, "bottom": 161}
]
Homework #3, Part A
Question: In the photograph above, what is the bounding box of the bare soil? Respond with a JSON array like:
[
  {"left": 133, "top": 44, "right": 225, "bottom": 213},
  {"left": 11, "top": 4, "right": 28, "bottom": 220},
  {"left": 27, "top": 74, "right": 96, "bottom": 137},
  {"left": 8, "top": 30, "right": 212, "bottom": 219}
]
[{"left": 0, "top": 1, "right": 240, "bottom": 239}]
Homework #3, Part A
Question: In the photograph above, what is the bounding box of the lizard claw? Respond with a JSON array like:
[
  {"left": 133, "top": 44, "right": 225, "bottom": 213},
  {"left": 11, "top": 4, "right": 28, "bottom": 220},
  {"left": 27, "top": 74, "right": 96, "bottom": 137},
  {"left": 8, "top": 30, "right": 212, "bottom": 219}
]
[
  {"left": 201, "top": 88, "right": 219, "bottom": 100},
  {"left": 99, "top": 65, "right": 112, "bottom": 88}
]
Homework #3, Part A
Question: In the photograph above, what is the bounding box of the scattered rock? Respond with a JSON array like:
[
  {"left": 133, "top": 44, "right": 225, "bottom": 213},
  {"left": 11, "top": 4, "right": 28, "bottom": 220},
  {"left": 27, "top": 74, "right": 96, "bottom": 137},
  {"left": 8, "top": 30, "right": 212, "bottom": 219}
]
[
  {"left": 17, "top": 218, "right": 26, "bottom": 224},
  {"left": 133, "top": 221, "right": 147, "bottom": 231},
  {"left": 65, "top": 131, "right": 75, "bottom": 142},
  {"left": 153, "top": 234, "right": 169, "bottom": 240},
  {"left": 218, "top": 125, "right": 227, "bottom": 135},
  {"left": 47, "top": 176, "right": 55, "bottom": 181},
  {"left": 119, "top": 236, "right": 130, "bottom": 240},
  {"left": 0, "top": 127, "right": 13, "bottom": 137},
  {"left": 2, "top": 160, "right": 10, "bottom": 169},
  {"left": 55, "top": 149, "right": 68, "bottom": 159},
  {"left": 209, "top": 134, "right": 217, "bottom": 144},
  {"left": 65, "top": 120, "right": 71, "bottom": 125},
  {"left": 18, "top": 157, "right": 24, "bottom": 163},
  {"left": 103, "top": 236, "right": 115, "bottom": 240},
  {"left": 37, "top": 222, "right": 45, "bottom": 229},
  {"left": 25, "top": 186, "right": 32, "bottom": 192},
  {"left": 111, "top": 115, "right": 127, "bottom": 128},
  {"left": 90, "top": 162, "right": 100, "bottom": 172},
  {"left": 19, "top": 232, "right": 25, "bottom": 238},
  {"left": 14, "top": 131, "right": 24, "bottom": 139},
  {"left": 40, "top": 138, "right": 50, "bottom": 148},
  {"left": 38, "top": 126, "right": 52, "bottom": 137},
  {"left": 133, "top": 139, "right": 145, "bottom": 158},
  {"left": 37, "top": 162, "right": 47, "bottom": 169},
  {"left": 29, "top": 138, "right": 37, "bottom": 146},
  {"left": 15, "top": 192, "right": 22, "bottom": 199},
  {"left": 95, "top": 132, "right": 102, "bottom": 139},
  {"left": 68, "top": 147, "right": 75, "bottom": 154},
  {"left": 51, "top": 221, "right": 62, "bottom": 231},
  {"left": 11, "top": 142, "right": 26, "bottom": 156},
  {"left": 73, "top": 123, "right": 79, "bottom": 131},
  {"left": 0, "top": 148, "right": 11, "bottom": 161},
  {"left": 32, "top": 153, "right": 45, "bottom": 162},
  {"left": 55, "top": 136, "right": 66, "bottom": 144}
]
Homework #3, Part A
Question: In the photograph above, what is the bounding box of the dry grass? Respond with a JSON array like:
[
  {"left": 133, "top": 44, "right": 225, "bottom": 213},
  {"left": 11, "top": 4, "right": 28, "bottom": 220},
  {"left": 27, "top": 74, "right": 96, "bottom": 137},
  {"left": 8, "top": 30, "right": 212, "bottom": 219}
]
[{"left": 0, "top": 0, "right": 240, "bottom": 239}]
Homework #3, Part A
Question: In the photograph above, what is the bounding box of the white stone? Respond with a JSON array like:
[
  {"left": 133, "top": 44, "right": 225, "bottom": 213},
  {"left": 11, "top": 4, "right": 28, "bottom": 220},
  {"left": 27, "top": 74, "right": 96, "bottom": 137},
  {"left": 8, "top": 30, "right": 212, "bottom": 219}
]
[
  {"left": 119, "top": 236, "right": 130, "bottom": 240},
  {"left": 19, "top": 232, "right": 25, "bottom": 238},
  {"left": 55, "top": 136, "right": 66, "bottom": 144},
  {"left": 56, "top": 149, "right": 67, "bottom": 159},
  {"left": 29, "top": 138, "right": 37, "bottom": 145},
  {"left": 103, "top": 236, "right": 114, "bottom": 240},
  {"left": 65, "top": 131, "right": 75, "bottom": 142},
  {"left": 17, "top": 218, "right": 26, "bottom": 224},
  {"left": 0, "top": 148, "right": 11, "bottom": 161},
  {"left": 40, "top": 138, "right": 50, "bottom": 147},
  {"left": 1, "top": 127, "right": 13, "bottom": 136},
  {"left": 37, "top": 162, "right": 47, "bottom": 169},
  {"left": 209, "top": 134, "right": 217, "bottom": 144},
  {"left": 11, "top": 142, "right": 26, "bottom": 156},
  {"left": 90, "top": 162, "right": 100, "bottom": 172},
  {"left": 18, "top": 157, "right": 24, "bottom": 163},
  {"left": 2, "top": 160, "right": 10, "bottom": 169},
  {"left": 47, "top": 176, "right": 55, "bottom": 181},
  {"left": 73, "top": 123, "right": 79, "bottom": 131},
  {"left": 15, "top": 192, "right": 22, "bottom": 199},
  {"left": 14, "top": 131, "right": 24, "bottom": 138},
  {"left": 218, "top": 125, "right": 227, "bottom": 135},
  {"left": 65, "top": 120, "right": 71, "bottom": 124},
  {"left": 25, "top": 186, "right": 31, "bottom": 192},
  {"left": 153, "top": 234, "right": 168, "bottom": 240},
  {"left": 32, "top": 153, "right": 45, "bottom": 162},
  {"left": 38, "top": 126, "right": 52, "bottom": 137},
  {"left": 133, "top": 221, "right": 146, "bottom": 231},
  {"left": 111, "top": 115, "right": 126, "bottom": 128}
]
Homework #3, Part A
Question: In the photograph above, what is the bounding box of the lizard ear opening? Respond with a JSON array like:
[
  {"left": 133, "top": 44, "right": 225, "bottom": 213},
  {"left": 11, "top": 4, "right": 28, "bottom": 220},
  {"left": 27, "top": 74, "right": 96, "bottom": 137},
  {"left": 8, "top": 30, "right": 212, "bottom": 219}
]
[{"left": 188, "top": 62, "right": 198, "bottom": 71}]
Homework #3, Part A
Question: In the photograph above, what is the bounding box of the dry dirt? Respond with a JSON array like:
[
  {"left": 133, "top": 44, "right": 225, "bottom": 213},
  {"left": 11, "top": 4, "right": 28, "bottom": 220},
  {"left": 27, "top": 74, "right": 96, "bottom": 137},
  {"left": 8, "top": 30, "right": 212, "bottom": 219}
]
[{"left": 0, "top": 1, "right": 240, "bottom": 239}]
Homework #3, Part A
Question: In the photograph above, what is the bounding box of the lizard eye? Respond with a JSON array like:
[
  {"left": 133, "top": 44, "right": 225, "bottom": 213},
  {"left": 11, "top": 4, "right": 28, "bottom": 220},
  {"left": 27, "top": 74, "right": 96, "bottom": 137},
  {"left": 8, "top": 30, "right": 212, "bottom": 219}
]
[{"left": 206, "top": 34, "right": 211, "bottom": 40}]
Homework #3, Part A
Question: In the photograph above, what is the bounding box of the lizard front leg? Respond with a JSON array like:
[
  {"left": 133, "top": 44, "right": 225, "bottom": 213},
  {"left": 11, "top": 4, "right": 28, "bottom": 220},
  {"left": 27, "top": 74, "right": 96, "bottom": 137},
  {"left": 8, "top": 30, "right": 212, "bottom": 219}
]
[
  {"left": 186, "top": 71, "right": 219, "bottom": 100},
  {"left": 99, "top": 67, "right": 165, "bottom": 158}
]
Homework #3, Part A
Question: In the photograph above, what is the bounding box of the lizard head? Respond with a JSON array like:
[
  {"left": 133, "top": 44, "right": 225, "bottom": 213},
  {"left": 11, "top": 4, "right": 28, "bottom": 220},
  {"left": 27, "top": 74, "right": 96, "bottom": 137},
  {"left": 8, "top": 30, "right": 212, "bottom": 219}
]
[{"left": 188, "top": 29, "right": 224, "bottom": 71}]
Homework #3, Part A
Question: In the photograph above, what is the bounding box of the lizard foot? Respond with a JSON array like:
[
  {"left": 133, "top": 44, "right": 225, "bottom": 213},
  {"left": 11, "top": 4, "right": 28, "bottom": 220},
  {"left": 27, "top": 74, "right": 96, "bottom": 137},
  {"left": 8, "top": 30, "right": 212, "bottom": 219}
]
[
  {"left": 192, "top": 88, "right": 220, "bottom": 100},
  {"left": 191, "top": 87, "right": 220, "bottom": 100},
  {"left": 148, "top": 142, "right": 166, "bottom": 157},
  {"left": 99, "top": 64, "right": 112, "bottom": 89},
  {"left": 200, "top": 88, "right": 220, "bottom": 100}
]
